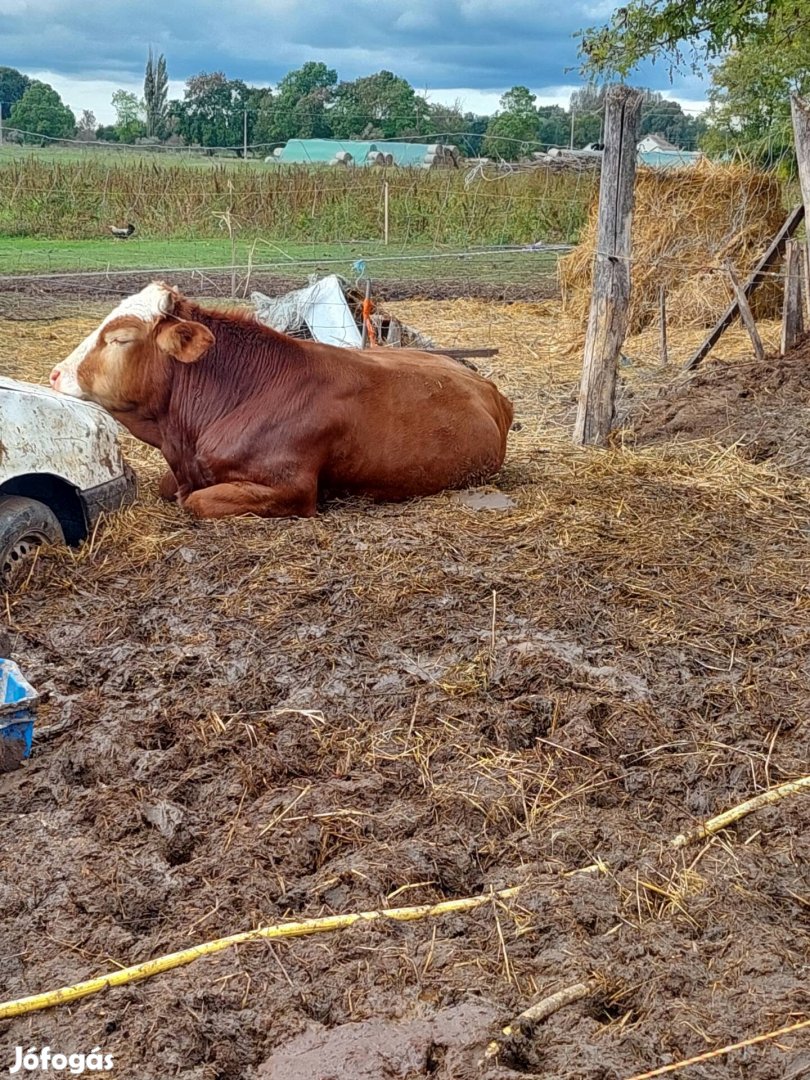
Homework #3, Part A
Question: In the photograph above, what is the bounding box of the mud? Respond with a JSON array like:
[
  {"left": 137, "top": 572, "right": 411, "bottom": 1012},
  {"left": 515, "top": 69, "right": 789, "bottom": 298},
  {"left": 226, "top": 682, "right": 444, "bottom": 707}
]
[
  {"left": 629, "top": 334, "right": 810, "bottom": 474},
  {"left": 0, "top": 269, "right": 560, "bottom": 322},
  {"left": 0, "top": 304, "right": 809, "bottom": 1079},
  {"left": 257, "top": 1001, "right": 499, "bottom": 1080}
]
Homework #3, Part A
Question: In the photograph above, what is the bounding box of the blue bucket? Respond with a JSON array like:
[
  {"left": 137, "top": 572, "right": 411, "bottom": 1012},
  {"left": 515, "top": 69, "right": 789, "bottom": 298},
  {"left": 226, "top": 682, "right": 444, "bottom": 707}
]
[{"left": 0, "top": 658, "right": 38, "bottom": 772}]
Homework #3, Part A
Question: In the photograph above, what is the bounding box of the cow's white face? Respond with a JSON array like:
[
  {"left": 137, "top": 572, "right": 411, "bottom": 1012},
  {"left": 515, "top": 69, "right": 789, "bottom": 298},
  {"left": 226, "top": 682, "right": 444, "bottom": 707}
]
[{"left": 50, "top": 282, "right": 178, "bottom": 398}]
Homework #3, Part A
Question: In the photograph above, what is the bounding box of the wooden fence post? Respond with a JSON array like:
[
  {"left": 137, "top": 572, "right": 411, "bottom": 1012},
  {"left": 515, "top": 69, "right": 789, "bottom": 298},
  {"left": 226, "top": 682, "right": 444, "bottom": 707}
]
[
  {"left": 781, "top": 239, "right": 804, "bottom": 354},
  {"left": 791, "top": 95, "right": 810, "bottom": 221},
  {"left": 573, "top": 85, "right": 643, "bottom": 447},
  {"left": 658, "top": 285, "right": 668, "bottom": 366}
]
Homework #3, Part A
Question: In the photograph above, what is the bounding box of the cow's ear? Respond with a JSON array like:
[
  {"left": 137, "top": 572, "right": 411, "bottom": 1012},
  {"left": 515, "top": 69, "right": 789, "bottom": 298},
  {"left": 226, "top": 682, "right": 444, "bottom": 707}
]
[{"left": 156, "top": 320, "right": 215, "bottom": 364}]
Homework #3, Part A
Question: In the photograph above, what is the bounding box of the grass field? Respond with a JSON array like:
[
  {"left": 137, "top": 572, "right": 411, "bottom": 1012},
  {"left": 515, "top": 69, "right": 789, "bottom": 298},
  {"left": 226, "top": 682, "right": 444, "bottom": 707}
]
[
  {"left": 0, "top": 236, "right": 564, "bottom": 295},
  {"left": 0, "top": 153, "right": 595, "bottom": 247},
  {"left": 0, "top": 145, "right": 257, "bottom": 168}
]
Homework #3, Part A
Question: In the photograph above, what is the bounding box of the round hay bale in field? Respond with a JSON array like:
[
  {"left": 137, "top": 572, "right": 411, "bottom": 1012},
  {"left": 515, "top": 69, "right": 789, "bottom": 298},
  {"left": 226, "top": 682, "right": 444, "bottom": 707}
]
[{"left": 559, "top": 163, "right": 786, "bottom": 333}]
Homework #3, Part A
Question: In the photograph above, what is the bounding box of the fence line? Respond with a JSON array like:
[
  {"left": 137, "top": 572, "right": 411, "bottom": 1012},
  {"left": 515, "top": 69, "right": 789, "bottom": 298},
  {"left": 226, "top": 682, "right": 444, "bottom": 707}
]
[{"left": 0, "top": 243, "right": 570, "bottom": 285}]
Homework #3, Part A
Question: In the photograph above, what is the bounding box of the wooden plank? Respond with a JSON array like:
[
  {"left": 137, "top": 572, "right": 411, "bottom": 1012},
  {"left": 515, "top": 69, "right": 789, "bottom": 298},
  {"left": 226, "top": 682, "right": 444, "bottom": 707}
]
[
  {"left": 425, "top": 347, "right": 500, "bottom": 358},
  {"left": 725, "top": 259, "right": 765, "bottom": 363},
  {"left": 802, "top": 241, "right": 810, "bottom": 325},
  {"left": 573, "top": 85, "right": 643, "bottom": 446},
  {"left": 683, "top": 203, "right": 805, "bottom": 371},
  {"left": 780, "top": 239, "right": 804, "bottom": 354},
  {"left": 385, "top": 318, "right": 402, "bottom": 346},
  {"left": 659, "top": 285, "right": 668, "bottom": 366}
]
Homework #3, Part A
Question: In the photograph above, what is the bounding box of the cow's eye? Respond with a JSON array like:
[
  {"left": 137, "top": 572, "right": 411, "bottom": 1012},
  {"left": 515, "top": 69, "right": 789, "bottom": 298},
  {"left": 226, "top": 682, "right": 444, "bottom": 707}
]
[{"left": 106, "top": 331, "right": 139, "bottom": 346}]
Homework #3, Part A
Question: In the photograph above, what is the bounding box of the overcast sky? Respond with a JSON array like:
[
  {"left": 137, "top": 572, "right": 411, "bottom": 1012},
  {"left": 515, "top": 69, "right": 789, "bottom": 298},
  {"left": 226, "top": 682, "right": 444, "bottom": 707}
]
[{"left": 5, "top": 0, "right": 709, "bottom": 125}]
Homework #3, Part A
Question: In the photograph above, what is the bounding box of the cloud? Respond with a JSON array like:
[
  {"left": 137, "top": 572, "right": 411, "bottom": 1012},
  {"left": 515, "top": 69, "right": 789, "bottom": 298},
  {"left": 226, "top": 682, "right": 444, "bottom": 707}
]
[{"left": 5, "top": 0, "right": 709, "bottom": 124}]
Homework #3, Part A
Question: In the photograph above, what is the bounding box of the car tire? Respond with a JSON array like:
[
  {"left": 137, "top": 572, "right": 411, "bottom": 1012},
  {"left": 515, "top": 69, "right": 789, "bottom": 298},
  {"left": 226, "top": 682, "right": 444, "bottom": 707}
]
[{"left": 0, "top": 495, "right": 65, "bottom": 590}]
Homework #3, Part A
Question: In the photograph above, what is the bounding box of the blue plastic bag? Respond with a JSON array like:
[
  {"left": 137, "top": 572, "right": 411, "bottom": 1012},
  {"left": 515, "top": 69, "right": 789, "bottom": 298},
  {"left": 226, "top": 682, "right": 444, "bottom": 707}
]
[{"left": 0, "top": 658, "right": 38, "bottom": 772}]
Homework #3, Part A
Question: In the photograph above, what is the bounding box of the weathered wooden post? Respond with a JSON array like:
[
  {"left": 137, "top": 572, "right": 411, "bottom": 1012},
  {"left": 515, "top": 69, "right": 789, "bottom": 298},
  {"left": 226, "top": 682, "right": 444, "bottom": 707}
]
[
  {"left": 781, "top": 239, "right": 804, "bottom": 354},
  {"left": 658, "top": 285, "right": 668, "bottom": 366},
  {"left": 573, "top": 85, "right": 643, "bottom": 446},
  {"left": 791, "top": 95, "right": 810, "bottom": 217}
]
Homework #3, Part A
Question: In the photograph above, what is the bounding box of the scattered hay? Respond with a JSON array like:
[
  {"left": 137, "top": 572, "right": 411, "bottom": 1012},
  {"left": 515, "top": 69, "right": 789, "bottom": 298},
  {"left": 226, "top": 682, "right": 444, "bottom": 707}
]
[
  {"left": 1, "top": 296, "right": 809, "bottom": 1078},
  {"left": 560, "top": 162, "right": 786, "bottom": 334}
]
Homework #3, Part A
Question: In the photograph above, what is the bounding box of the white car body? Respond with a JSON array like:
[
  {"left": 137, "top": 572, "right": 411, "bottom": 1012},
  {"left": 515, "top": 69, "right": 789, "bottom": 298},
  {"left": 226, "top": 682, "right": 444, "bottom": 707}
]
[{"left": 0, "top": 376, "right": 136, "bottom": 547}]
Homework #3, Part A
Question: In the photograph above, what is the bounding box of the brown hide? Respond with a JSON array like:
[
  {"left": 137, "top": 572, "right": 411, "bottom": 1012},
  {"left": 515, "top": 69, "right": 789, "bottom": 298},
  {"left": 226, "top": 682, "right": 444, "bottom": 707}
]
[{"left": 63, "top": 294, "right": 513, "bottom": 519}]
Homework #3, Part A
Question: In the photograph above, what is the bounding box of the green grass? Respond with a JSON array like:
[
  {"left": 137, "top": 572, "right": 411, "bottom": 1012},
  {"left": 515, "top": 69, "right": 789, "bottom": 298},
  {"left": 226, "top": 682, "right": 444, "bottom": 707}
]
[
  {"left": 0, "top": 235, "right": 561, "bottom": 288},
  {"left": 0, "top": 237, "right": 404, "bottom": 273}
]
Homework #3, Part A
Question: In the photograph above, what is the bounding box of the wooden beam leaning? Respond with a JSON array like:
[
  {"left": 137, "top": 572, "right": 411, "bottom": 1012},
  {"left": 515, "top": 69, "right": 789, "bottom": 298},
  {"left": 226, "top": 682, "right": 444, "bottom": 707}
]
[
  {"left": 683, "top": 204, "right": 804, "bottom": 371},
  {"left": 724, "top": 259, "right": 765, "bottom": 362}
]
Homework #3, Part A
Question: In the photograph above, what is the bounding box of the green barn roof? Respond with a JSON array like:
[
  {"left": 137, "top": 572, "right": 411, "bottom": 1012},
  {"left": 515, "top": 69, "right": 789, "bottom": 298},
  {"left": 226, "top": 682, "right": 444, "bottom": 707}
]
[{"left": 269, "top": 139, "right": 457, "bottom": 168}]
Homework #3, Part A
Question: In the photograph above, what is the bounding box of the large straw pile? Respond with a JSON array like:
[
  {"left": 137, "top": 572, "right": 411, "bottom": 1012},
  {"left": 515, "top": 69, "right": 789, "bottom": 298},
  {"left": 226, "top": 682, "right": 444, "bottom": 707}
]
[{"left": 559, "top": 162, "right": 786, "bottom": 334}]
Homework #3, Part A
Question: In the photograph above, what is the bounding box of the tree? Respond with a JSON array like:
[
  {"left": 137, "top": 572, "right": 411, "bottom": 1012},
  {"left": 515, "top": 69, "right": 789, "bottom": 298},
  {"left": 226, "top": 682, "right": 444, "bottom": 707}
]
[
  {"left": 537, "top": 105, "right": 570, "bottom": 148},
  {"left": 423, "top": 98, "right": 465, "bottom": 138},
  {"left": 76, "top": 110, "right": 97, "bottom": 141},
  {"left": 172, "top": 72, "right": 255, "bottom": 151},
  {"left": 569, "top": 84, "right": 607, "bottom": 145},
  {"left": 423, "top": 100, "right": 487, "bottom": 155},
  {"left": 460, "top": 114, "right": 489, "bottom": 157},
  {"left": 330, "top": 71, "right": 430, "bottom": 139},
  {"left": 251, "top": 89, "right": 276, "bottom": 149},
  {"left": 144, "top": 49, "right": 169, "bottom": 139},
  {"left": 482, "top": 86, "right": 540, "bottom": 160},
  {"left": 700, "top": 32, "right": 808, "bottom": 163},
  {"left": 112, "top": 89, "right": 146, "bottom": 142},
  {"left": 9, "top": 81, "right": 75, "bottom": 142},
  {"left": 263, "top": 62, "right": 337, "bottom": 142},
  {"left": 567, "top": 83, "right": 706, "bottom": 149},
  {"left": 0, "top": 67, "right": 30, "bottom": 120},
  {"left": 578, "top": 0, "right": 804, "bottom": 77}
]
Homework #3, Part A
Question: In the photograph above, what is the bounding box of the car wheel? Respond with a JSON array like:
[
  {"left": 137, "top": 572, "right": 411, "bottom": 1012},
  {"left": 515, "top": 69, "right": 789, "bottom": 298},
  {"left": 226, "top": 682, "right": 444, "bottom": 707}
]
[{"left": 0, "top": 495, "right": 65, "bottom": 590}]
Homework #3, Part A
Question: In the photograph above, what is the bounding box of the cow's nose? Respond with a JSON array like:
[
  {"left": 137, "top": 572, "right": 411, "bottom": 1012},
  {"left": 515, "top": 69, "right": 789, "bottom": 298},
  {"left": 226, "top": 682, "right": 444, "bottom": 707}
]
[{"left": 49, "top": 368, "right": 60, "bottom": 388}]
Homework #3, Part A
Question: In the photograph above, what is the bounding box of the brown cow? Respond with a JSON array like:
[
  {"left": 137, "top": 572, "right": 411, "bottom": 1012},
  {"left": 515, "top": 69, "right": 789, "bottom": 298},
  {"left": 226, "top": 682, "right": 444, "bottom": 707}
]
[{"left": 50, "top": 282, "right": 514, "bottom": 519}]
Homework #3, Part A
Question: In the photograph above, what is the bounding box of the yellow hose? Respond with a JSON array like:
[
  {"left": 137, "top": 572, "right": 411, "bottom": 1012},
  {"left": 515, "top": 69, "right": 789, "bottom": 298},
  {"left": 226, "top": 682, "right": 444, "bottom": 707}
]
[
  {"left": 0, "top": 886, "right": 522, "bottom": 1020},
  {"left": 672, "top": 775, "right": 810, "bottom": 847}
]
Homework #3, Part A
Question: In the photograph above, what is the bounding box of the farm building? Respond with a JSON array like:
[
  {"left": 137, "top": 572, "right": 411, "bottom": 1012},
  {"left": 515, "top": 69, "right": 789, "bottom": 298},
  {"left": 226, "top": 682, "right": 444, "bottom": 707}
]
[
  {"left": 268, "top": 138, "right": 460, "bottom": 168},
  {"left": 535, "top": 143, "right": 704, "bottom": 170},
  {"left": 638, "top": 132, "right": 682, "bottom": 153},
  {"left": 639, "top": 147, "right": 704, "bottom": 168}
]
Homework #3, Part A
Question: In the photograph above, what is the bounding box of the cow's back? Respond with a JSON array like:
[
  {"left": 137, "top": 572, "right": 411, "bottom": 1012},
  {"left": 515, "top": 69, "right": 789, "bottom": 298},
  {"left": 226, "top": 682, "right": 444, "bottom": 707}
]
[{"left": 310, "top": 343, "right": 513, "bottom": 499}]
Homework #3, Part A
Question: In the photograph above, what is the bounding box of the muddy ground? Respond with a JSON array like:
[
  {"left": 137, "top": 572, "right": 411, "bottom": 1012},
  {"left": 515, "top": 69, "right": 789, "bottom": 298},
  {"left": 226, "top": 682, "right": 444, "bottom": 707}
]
[
  {"left": 630, "top": 334, "right": 810, "bottom": 475},
  {"left": 0, "top": 268, "right": 560, "bottom": 323},
  {"left": 0, "top": 295, "right": 809, "bottom": 1079}
]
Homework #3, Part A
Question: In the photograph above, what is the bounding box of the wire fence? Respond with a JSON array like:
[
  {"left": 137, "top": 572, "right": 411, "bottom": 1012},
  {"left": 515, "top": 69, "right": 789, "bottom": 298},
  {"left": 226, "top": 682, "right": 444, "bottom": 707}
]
[{"left": 0, "top": 133, "right": 801, "bottom": 335}]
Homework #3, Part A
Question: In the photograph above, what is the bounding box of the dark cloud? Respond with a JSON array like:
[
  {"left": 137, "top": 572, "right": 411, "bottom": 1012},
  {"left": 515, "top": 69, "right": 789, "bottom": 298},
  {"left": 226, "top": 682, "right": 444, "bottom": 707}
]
[{"left": 3, "top": 0, "right": 707, "bottom": 102}]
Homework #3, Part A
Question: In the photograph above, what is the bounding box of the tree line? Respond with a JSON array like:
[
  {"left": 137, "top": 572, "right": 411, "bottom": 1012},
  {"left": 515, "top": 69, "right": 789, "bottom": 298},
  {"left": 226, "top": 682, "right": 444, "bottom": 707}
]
[
  {"left": 580, "top": 0, "right": 810, "bottom": 169},
  {"left": 0, "top": 58, "right": 708, "bottom": 160}
]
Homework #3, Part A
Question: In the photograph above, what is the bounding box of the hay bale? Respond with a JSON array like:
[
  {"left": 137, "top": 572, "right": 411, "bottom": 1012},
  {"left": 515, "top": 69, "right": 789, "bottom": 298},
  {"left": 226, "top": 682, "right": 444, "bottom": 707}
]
[{"left": 559, "top": 163, "right": 786, "bottom": 333}]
